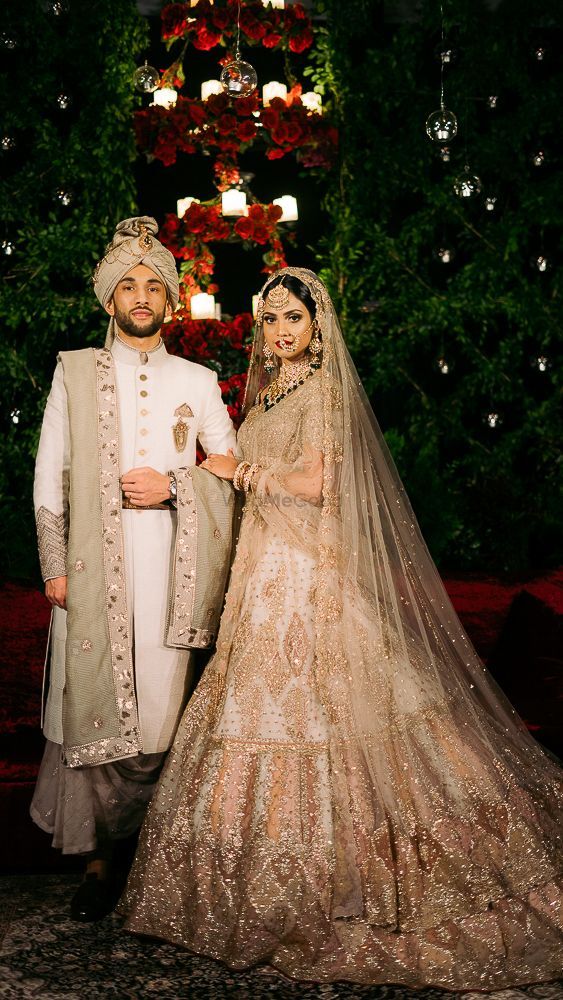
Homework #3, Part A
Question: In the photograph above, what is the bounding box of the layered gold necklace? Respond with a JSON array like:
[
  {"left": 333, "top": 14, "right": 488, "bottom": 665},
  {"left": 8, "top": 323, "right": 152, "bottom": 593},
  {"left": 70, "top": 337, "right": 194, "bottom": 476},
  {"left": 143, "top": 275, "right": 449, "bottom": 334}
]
[{"left": 263, "top": 357, "right": 315, "bottom": 411}]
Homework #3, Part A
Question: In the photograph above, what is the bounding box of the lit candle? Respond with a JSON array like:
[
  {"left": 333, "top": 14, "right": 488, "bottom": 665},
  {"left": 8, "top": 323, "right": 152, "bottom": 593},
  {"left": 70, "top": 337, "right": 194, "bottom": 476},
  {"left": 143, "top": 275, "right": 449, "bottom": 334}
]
[
  {"left": 177, "top": 197, "right": 200, "bottom": 218},
  {"left": 151, "top": 87, "right": 178, "bottom": 109},
  {"left": 215, "top": 303, "right": 222, "bottom": 321},
  {"left": 252, "top": 294, "right": 259, "bottom": 319},
  {"left": 221, "top": 189, "right": 247, "bottom": 217},
  {"left": 201, "top": 79, "right": 223, "bottom": 101},
  {"left": 262, "top": 81, "right": 288, "bottom": 107},
  {"left": 301, "top": 91, "right": 322, "bottom": 114},
  {"left": 273, "top": 196, "right": 298, "bottom": 222},
  {"left": 191, "top": 293, "right": 216, "bottom": 319}
]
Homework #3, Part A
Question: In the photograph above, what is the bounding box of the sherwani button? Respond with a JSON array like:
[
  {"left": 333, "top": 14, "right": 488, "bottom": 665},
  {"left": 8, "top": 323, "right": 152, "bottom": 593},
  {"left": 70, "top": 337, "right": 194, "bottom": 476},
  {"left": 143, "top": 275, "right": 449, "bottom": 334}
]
[
  {"left": 140, "top": 409, "right": 149, "bottom": 416},
  {"left": 140, "top": 390, "right": 148, "bottom": 397},
  {"left": 138, "top": 448, "right": 147, "bottom": 456},
  {"left": 140, "top": 428, "right": 148, "bottom": 436},
  {"left": 139, "top": 374, "right": 148, "bottom": 381},
  {"left": 74, "top": 559, "right": 85, "bottom": 572}
]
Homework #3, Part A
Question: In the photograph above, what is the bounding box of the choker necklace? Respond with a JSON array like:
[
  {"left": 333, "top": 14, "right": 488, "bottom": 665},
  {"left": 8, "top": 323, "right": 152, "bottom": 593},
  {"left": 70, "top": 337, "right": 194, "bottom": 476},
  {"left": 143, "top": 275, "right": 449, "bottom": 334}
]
[{"left": 263, "top": 357, "right": 315, "bottom": 411}]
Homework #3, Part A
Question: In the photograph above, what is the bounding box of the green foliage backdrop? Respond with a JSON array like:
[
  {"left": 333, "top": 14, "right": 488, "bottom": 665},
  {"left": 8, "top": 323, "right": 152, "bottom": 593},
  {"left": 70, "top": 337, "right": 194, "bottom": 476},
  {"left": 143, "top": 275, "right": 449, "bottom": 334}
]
[
  {"left": 311, "top": 0, "right": 562, "bottom": 572},
  {"left": 0, "top": 0, "right": 146, "bottom": 579}
]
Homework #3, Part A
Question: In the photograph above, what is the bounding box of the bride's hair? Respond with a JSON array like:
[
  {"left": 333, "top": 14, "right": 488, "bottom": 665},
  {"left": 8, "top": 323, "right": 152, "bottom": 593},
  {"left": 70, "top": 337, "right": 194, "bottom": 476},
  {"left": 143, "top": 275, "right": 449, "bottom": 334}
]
[{"left": 265, "top": 273, "right": 317, "bottom": 319}]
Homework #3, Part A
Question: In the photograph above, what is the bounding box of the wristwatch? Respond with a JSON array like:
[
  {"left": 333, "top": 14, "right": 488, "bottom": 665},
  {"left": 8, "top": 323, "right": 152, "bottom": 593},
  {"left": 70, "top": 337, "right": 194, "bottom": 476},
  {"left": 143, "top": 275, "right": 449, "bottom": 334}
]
[{"left": 168, "top": 472, "right": 177, "bottom": 505}]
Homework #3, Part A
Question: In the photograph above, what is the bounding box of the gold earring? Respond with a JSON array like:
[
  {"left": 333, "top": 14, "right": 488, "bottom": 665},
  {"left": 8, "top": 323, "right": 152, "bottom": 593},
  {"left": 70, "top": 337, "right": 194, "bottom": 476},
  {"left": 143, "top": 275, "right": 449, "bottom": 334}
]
[
  {"left": 263, "top": 343, "right": 276, "bottom": 374},
  {"left": 309, "top": 324, "right": 322, "bottom": 368}
]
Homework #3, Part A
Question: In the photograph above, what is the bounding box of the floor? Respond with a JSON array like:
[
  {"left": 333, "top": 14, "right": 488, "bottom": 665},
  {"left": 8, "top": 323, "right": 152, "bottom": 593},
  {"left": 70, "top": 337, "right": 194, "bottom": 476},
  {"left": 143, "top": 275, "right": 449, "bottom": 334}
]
[{"left": 0, "top": 876, "right": 562, "bottom": 1000}]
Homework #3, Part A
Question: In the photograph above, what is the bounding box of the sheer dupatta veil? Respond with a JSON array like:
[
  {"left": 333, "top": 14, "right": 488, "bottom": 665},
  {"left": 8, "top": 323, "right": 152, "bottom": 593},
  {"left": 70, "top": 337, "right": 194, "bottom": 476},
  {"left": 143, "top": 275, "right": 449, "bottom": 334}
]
[{"left": 243, "top": 267, "right": 562, "bottom": 926}]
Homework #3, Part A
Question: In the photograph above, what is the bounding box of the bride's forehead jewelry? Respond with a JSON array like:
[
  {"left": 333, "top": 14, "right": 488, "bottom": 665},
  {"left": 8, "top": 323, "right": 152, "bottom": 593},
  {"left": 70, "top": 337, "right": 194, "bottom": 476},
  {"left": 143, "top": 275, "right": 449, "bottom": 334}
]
[{"left": 265, "top": 280, "right": 291, "bottom": 310}]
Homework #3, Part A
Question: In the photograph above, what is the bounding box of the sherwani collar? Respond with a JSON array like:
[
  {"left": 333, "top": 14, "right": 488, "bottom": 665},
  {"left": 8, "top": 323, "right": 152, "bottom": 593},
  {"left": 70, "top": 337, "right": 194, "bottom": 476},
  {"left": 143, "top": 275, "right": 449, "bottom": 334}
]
[{"left": 111, "top": 333, "right": 168, "bottom": 367}]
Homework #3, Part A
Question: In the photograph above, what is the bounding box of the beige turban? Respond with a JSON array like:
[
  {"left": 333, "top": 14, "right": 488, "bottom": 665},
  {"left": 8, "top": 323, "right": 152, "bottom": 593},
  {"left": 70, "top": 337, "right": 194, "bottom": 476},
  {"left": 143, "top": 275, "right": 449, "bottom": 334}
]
[{"left": 93, "top": 216, "right": 179, "bottom": 344}]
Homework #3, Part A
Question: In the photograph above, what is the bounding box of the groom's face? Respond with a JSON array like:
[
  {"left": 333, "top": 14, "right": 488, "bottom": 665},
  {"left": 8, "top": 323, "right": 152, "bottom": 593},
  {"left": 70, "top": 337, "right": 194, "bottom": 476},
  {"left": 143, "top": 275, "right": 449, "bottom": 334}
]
[
  {"left": 262, "top": 290, "right": 314, "bottom": 364},
  {"left": 105, "top": 264, "right": 170, "bottom": 339}
]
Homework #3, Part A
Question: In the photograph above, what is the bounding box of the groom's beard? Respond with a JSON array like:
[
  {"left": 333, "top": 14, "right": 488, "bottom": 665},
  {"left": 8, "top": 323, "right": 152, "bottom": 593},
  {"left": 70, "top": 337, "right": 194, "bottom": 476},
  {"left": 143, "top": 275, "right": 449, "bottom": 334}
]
[{"left": 113, "top": 304, "right": 166, "bottom": 339}]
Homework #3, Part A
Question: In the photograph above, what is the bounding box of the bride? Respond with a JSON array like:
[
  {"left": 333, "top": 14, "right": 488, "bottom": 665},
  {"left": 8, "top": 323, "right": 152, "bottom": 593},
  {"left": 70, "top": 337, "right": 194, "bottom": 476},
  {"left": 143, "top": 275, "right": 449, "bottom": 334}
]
[{"left": 119, "top": 268, "right": 563, "bottom": 989}]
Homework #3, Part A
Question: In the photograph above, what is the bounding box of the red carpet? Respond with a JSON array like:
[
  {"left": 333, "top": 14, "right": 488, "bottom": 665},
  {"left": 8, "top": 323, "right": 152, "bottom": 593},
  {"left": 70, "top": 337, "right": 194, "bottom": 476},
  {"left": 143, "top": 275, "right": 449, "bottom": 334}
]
[{"left": 1, "top": 572, "right": 561, "bottom": 872}]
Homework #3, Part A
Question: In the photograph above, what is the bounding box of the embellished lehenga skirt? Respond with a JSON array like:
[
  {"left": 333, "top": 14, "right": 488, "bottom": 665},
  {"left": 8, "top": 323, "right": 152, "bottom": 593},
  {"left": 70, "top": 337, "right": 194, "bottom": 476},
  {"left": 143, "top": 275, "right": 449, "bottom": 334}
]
[{"left": 119, "top": 509, "right": 563, "bottom": 990}]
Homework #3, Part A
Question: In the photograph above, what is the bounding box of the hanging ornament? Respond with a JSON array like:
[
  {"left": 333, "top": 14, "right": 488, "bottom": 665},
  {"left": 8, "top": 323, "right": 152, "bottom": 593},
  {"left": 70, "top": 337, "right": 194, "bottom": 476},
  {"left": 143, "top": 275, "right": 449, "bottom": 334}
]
[
  {"left": 533, "top": 46, "right": 546, "bottom": 61},
  {"left": 221, "top": 0, "right": 257, "bottom": 99},
  {"left": 486, "top": 95, "right": 499, "bottom": 110},
  {"left": 437, "top": 145, "right": 451, "bottom": 162},
  {"left": 42, "top": 0, "right": 69, "bottom": 15},
  {"left": 133, "top": 61, "right": 160, "bottom": 94},
  {"left": 532, "top": 255, "right": 550, "bottom": 272},
  {"left": 453, "top": 165, "right": 482, "bottom": 199},
  {"left": 426, "top": 5, "right": 458, "bottom": 144},
  {"left": 1, "top": 240, "right": 15, "bottom": 255},
  {"left": 484, "top": 411, "right": 503, "bottom": 429},
  {"left": 54, "top": 188, "right": 73, "bottom": 207},
  {"left": 0, "top": 31, "right": 19, "bottom": 50},
  {"left": 434, "top": 247, "right": 455, "bottom": 264},
  {"left": 56, "top": 92, "right": 72, "bottom": 111},
  {"left": 426, "top": 107, "right": 458, "bottom": 144},
  {"left": 1, "top": 136, "right": 16, "bottom": 151},
  {"left": 531, "top": 150, "right": 546, "bottom": 168},
  {"left": 10, "top": 409, "right": 20, "bottom": 424},
  {"left": 532, "top": 355, "right": 550, "bottom": 373},
  {"left": 435, "top": 356, "right": 453, "bottom": 375},
  {"left": 484, "top": 196, "right": 497, "bottom": 212}
]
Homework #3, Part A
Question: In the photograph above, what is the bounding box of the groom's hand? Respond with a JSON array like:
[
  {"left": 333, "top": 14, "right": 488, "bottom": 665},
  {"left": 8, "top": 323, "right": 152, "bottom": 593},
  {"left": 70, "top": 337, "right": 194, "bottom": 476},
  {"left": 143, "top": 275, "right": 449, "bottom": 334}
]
[{"left": 121, "top": 467, "right": 171, "bottom": 505}]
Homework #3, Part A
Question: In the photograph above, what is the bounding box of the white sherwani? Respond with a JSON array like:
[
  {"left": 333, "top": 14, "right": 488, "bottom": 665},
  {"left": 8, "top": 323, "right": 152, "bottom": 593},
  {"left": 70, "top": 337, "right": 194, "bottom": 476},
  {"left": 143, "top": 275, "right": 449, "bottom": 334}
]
[{"left": 34, "top": 336, "right": 236, "bottom": 754}]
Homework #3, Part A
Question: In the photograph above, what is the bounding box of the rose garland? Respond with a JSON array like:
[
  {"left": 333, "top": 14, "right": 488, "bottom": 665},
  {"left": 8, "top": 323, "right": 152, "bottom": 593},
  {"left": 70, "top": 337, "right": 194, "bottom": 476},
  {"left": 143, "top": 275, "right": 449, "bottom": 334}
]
[
  {"left": 159, "top": 198, "right": 291, "bottom": 298},
  {"left": 134, "top": 86, "right": 338, "bottom": 173},
  {"left": 162, "top": 0, "right": 314, "bottom": 54}
]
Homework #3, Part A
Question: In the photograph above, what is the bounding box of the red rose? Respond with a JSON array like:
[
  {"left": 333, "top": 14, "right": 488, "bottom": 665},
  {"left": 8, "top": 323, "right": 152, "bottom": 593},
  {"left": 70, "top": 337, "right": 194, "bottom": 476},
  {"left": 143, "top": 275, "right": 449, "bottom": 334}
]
[
  {"left": 184, "top": 204, "right": 207, "bottom": 234},
  {"left": 267, "top": 204, "right": 283, "bottom": 222},
  {"left": 193, "top": 26, "right": 222, "bottom": 50},
  {"left": 217, "top": 113, "right": 237, "bottom": 136},
  {"left": 189, "top": 102, "right": 208, "bottom": 127},
  {"left": 234, "top": 92, "right": 259, "bottom": 117},
  {"left": 211, "top": 8, "right": 231, "bottom": 30},
  {"left": 284, "top": 121, "right": 304, "bottom": 145},
  {"left": 234, "top": 217, "right": 255, "bottom": 241},
  {"left": 206, "top": 92, "right": 229, "bottom": 115},
  {"left": 293, "top": 4, "right": 308, "bottom": 19},
  {"left": 237, "top": 120, "right": 256, "bottom": 142},
  {"left": 154, "top": 135, "right": 178, "bottom": 166},
  {"left": 247, "top": 204, "right": 266, "bottom": 221},
  {"left": 263, "top": 32, "right": 282, "bottom": 48},
  {"left": 161, "top": 3, "right": 189, "bottom": 39},
  {"left": 289, "top": 28, "right": 314, "bottom": 53},
  {"left": 271, "top": 122, "right": 290, "bottom": 144},
  {"left": 252, "top": 223, "right": 270, "bottom": 245},
  {"left": 266, "top": 147, "right": 286, "bottom": 160},
  {"left": 239, "top": 10, "right": 266, "bottom": 41},
  {"left": 260, "top": 108, "right": 279, "bottom": 130}
]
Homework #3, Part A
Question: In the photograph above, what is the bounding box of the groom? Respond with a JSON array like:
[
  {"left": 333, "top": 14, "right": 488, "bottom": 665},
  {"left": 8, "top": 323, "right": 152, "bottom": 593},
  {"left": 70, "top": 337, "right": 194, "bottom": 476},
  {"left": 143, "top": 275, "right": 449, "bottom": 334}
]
[{"left": 32, "top": 216, "right": 236, "bottom": 920}]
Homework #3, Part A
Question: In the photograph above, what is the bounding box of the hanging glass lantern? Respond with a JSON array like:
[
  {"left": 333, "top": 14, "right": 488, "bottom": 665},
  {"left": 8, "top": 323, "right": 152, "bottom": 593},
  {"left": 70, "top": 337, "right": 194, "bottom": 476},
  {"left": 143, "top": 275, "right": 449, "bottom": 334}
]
[
  {"left": 221, "top": 59, "right": 258, "bottom": 98},
  {"left": 133, "top": 61, "right": 160, "bottom": 94},
  {"left": 425, "top": 107, "right": 458, "bottom": 143}
]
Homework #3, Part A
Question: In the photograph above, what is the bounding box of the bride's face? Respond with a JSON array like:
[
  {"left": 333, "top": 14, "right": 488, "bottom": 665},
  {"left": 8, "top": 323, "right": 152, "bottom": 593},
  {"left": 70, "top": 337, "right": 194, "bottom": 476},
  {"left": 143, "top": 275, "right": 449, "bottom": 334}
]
[{"left": 262, "top": 290, "right": 314, "bottom": 365}]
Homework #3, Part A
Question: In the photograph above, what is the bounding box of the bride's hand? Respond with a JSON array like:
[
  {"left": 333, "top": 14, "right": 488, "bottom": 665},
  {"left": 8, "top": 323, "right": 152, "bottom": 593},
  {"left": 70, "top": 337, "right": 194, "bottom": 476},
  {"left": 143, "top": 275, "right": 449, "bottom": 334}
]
[{"left": 201, "top": 449, "right": 239, "bottom": 480}]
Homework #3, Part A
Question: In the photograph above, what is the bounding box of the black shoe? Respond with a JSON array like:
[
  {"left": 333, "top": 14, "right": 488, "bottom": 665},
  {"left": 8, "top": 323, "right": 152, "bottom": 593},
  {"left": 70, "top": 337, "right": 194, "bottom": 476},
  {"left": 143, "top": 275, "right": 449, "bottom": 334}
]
[{"left": 70, "top": 873, "right": 116, "bottom": 922}]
